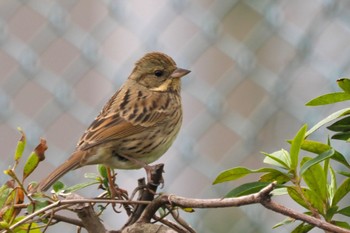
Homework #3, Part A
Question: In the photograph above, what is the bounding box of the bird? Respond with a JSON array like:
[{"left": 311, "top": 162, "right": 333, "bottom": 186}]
[{"left": 37, "top": 52, "right": 190, "bottom": 191}]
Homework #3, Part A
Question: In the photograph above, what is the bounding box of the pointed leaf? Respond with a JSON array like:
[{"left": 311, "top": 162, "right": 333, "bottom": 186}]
[
  {"left": 333, "top": 178, "right": 350, "bottom": 206},
  {"left": 333, "top": 221, "right": 350, "bottom": 230},
  {"left": 23, "top": 139, "right": 47, "bottom": 180},
  {"left": 290, "top": 125, "right": 307, "bottom": 170},
  {"left": 62, "top": 180, "right": 100, "bottom": 193},
  {"left": 262, "top": 150, "right": 290, "bottom": 169},
  {"left": 332, "top": 151, "right": 350, "bottom": 168},
  {"left": 213, "top": 167, "right": 276, "bottom": 184},
  {"left": 337, "top": 78, "right": 350, "bottom": 93},
  {"left": 300, "top": 149, "right": 334, "bottom": 175},
  {"left": 301, "top": 157, "right": 327, "bottom": 203},
  {"left": 331, "top": 132, "right": 350, "bottom": 141},
  {"left": 327, "top": 116, "right": 350, "bottom": 132},
  {"left": 329, "top": 166, "right": 337, "bottom": 206},
  {"left": 23, "top": 153, "right": 40, "bottom": 181},
  {"left": 259, "top": 170, "right": 290, "bottom": 184},
  {"left": 338, "top": 171, "right": 350, "bottom": 177},
  {"left": 306, "top": 92, "right": 350, "bottom": 106},
  {"left": 272, "top": 217, "right": 294, "bottom": 228},
  {"left": 225, "top": 182, "right": 270, "bottom": 198},
  {"left": 299, "top": 140, "right": 350, "bottom": 168},
  {"left": 325, "top": 206, "right": 338, "bottom": 221},
  {"left": 306, "top": 108, "right": 350, "bottom": 137},
  {"left": 98, "top": 164, "right": 108, "bottom": 178},
  {"left": 14, "top": 128, "right": 26, "bottom": 162},
  {"left": 287, "top": 187, "right": 324, "bottom": 214},
  {"left": 271, "top": 187, "right": 288, "bottom": 196},
  {"left": 213, "top": 167, "right": 253, "bottom": 184},
  {"left": 0, "top": 182, "right": 13, "bottom": 208},
  {"left": 338, "top": 206, "right": 350, "bottom": 217},
  {"left": 299, "top": 140, "right": 330, "bottom": 154},
  {"left": 291, "top": 223, "right": 313, "bottom": 233}
]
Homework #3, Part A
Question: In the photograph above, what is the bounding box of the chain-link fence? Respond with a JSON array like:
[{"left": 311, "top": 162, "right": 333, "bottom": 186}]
[{"left": 1, "top": 0, "right": 349, "bottom": 232}]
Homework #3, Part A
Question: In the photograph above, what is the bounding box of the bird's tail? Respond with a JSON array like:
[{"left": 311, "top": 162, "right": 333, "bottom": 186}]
[{"left": 36, "top": 151, "right": 83, "bottom": 192}]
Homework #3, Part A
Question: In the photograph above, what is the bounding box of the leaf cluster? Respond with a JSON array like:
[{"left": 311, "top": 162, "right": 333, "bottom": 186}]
[{"left": 214, "top": 78, "right": 350, "bottom": 232}]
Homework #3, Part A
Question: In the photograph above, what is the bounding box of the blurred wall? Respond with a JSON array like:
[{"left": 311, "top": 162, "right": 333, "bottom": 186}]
[{"left": 0, "top": 0, "right": 349, "bottom": 232}]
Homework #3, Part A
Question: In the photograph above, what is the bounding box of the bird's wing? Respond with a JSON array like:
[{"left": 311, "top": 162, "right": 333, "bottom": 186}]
[{"left": 77, "top": 84, "right": 175, "bottom": 151}]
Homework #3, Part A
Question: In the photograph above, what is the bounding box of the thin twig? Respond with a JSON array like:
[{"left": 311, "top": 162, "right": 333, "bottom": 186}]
[
  {"left": 153, "top": 215, "right": 188, "bottom": 233},
  {"left": 5, "top": 198, "right": 150, "bottom": 233},
  {"left": 169, "top": 208, "right": 196, "bottom": 233},
  {"left": 52, "top": 214, "right": 84, "bottom": 227}
]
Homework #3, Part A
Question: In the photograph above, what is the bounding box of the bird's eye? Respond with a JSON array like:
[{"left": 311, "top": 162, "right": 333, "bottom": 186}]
[{"left": 154, "top": 70, "right": 164, "bottom": 77}]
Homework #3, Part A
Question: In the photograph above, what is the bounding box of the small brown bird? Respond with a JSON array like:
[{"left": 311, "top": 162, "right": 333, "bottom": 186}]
[{"left": 37, "top": 52, "right": 190, "bottom": 191}]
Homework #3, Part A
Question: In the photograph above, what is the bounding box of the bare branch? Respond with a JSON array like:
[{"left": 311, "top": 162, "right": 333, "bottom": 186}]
[
  {"left": 136, "top": 182, "right": 350, "bottom": 233},
  {"left": 124, "top": 164, "right": 164, "bottom": 227},
  {"left": 52, "top": 214, "right": 84, "bottom": 227},
  {"left": 7, "top": 181, "right": 350, "bottom": 233},
  {"left": 261, "top": 198, "right": 350, "bottom": 233}
]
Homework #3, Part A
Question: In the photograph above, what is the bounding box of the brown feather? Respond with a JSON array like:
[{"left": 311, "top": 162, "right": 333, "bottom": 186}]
[
  {"left": 37, "top": 151, "right": 85, "bottom": 191},
  {"left": 35, "top": 52, "right": 190, "bottom": 192}
]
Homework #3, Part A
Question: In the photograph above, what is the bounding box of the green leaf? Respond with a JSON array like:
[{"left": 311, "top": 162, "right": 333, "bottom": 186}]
[
  {"left": 62, "top": 180, "right": 100, "bottom": 193},
  {"left": 10, "top": 216, "right": 41, "bottom": 233},
  {"left": 213, "top": 167, "right": 276, "bottom": 184},
  {"left": 329, "top": 166, "right": 337, "bottom": 206},
  {"left": 332, "top": 151, "right": 350, "bottom": 168},
  {"left": 14, "top": 128, "right": 26, "bottom": 162},
  {"left": 327, "top": 116, "right": 350, "bottom": 132},
  {"left": 225, "top": 182, "right": 270, "bottom": 198},
  {"left": 22, "top": 152, "right": 40, "bottom": 180},
  {"left": 306, "top": 108, "right": 350, "bottom": 137},
  {"left": 299, "top": 149, "right": 334, "bottom": 175},
  {"left": 306, "top": 92, "right": 350, "bottom": 106},
  {"left": 338, "top": 206, "right": 350, "bottom": 217},
  {"left": 22, "top": 139, "right": 47, "bottom": 181},
  {"left": 272, "top": 217, "right": 294, "bottom": 228},
  {"left": 299, "top": 140, "right": 330, "bottom": 154},
  {"left": 291, "top": 222, "right": 313, "bottom": 233},
  {"left": 0, "top": 183, "right": 13, "bottom": 208},
  {"left": 53, "top": 181, "right": 64, "bottom": 192},
  {"left": 287, "top": 187, "right": 324, "bottom": 214},
  {"left": 290, "top": 124, "right": 307, "bottom": 171},
  {"left": 337, "top": 78, "right": 350, "bottom": 93},
  {"left": 259, "top": 170, "right": 290, "bottom": 184},
  {"left": 262, "top": 150, "right": 290, "bottom": 169},
  {"left": 338, "top": 171, "right": 350, "bottom": 177},
  {"left": 333, "top": 221, "right": 350, "bottom": 230},
  {"left": 325, "top": 206, "right": 338, "bottom": 221},
  {"left": 84, "top": 173, "right": 99, "bottom": 179},
  {"left": 331, "top": 132, "right": 350, "bottom": 141},
  {"left": 271, "top": 187, "right": 288, "bottom": 196},
  {"left": 333, "top": 178, "right": 350, "bottom": 206},
  {"left": 213, "top": 167, "right": 252, "bottom": 184},
  {"left": 299, "top": 140, "right": 350, "bottom": 168},
  {"left": 98, "top": 164, "right": 108, "bottom": 178},
  {"left": 27, "top": 200, "right": 50, "bottom": 214},
  {"left": 301, "top": 157, "right": 327, "bottom": 203}
]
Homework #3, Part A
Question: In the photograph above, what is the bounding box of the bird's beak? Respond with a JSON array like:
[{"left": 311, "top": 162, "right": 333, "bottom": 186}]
[{"left": 170, "top": 68, "right": 191, "bottom": 79}]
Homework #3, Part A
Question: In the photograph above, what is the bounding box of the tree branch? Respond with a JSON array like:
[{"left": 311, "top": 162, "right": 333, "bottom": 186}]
[
  {"left": 261, "top": 198, "right": 350, "bottom": 233},
  {"left": 7, "top": 182, "right": 350, "bottom": 233},
  {"left": 75, "top": 202, "right": 106, "bottom": 233},
  {"left": 137, "top": 182, "right": 350, "bottom": 233}
]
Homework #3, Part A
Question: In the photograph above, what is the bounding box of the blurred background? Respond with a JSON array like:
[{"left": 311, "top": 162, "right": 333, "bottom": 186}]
[{"left": 1, "top": 0, "right": 350, "bottom": 232}]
